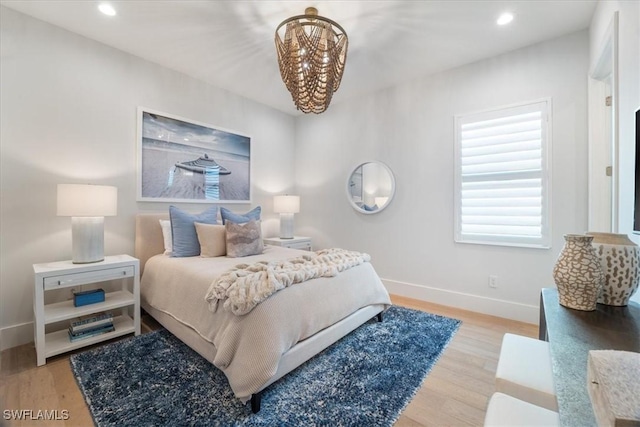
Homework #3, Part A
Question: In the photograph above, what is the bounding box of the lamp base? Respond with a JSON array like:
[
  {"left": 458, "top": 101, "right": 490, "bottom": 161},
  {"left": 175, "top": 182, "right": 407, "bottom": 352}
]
[
  {"left": 279, "top": 213, "right": 295, "bottom": 239},
  {"left": 71, "top": 217, "right": 105, "bottom": 264}
]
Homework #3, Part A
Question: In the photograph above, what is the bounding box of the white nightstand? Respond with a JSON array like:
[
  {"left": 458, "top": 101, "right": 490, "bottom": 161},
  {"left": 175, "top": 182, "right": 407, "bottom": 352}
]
[
  {"left": 263, "top": 236, "right": 312, "bottom": 251},
  {"left": 33, "top": 254, "right": 140, "bottom": 366}
]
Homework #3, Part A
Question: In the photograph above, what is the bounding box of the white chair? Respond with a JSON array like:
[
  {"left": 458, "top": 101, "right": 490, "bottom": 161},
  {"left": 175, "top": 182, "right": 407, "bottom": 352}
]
[
  {"left": 495, "top": 333, "right": 558, "bottom": 411},
  {"left": 484, "top": 392, "right": 560, "bottom": 427}
]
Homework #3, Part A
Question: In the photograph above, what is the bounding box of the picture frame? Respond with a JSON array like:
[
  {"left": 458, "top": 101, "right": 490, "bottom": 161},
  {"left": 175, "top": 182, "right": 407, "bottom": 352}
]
[{"left": 137, "top": 107, "right": 251, "bottom": 203}]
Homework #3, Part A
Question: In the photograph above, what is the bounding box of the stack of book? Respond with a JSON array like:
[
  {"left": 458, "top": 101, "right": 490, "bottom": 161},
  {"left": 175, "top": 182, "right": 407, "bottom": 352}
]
[{"left": 68, "top": 312, "right": 115, "bottom": 342}]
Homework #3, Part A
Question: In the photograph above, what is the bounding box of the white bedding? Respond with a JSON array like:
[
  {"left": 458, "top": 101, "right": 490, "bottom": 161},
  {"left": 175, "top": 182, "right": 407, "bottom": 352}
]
[{"left": 140, "top": 245, "right": 392, "bottom": 401}]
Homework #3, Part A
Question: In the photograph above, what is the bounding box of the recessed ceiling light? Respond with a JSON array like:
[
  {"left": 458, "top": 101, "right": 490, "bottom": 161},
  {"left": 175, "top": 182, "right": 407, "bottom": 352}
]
[
  {"left": 98, "top": 3, "right": 116, "bottom": 17},
  {"left": 497, "top": 12, "right": 514, "bottom": 26}
]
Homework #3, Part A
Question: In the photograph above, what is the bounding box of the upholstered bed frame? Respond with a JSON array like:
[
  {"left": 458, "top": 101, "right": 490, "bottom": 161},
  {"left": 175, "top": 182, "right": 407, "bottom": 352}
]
[{"left": 134, "top": 213, "right": 385, "bottom": 412}]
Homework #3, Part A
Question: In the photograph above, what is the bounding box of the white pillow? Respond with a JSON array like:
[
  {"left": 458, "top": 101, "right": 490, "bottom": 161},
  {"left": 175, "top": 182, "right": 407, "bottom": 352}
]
[{"left": 159, "top": 219, "right": 172, "bottom": 255}]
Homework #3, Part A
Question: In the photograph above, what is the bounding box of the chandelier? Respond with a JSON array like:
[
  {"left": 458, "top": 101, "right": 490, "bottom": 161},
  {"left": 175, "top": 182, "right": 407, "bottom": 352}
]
[{"left": 275, "top": 7, "right": 348, "bottom": 114}]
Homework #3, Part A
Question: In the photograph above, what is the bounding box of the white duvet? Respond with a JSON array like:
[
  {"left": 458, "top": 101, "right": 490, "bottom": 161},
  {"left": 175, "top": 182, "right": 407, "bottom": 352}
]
[{"left": 140, "top": 245, "right": 392, "bottom": 401}]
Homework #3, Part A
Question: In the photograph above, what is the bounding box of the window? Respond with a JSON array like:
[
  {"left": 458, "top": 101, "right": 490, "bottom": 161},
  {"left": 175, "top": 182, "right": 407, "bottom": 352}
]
[{"left": 454, "top": 100, "right": 551, "bottom": 248}]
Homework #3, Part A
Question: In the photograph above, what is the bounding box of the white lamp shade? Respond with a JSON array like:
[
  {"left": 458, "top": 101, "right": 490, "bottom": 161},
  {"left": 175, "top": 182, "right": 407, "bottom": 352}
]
[
  {"left": 274, "top": 195, "right": 300, "bottom": 214},
  {"left": 57, "top": 184, "right": 118, "bottom": 217}
]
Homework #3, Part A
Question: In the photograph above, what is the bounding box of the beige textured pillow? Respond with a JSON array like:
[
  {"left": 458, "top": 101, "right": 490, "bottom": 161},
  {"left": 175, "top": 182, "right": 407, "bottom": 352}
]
[
  {"left": 225, "top": 220, "right": 263, "bottom": 258},
  {"left": 194, "top": 222, "right": 226, "bottom": 257}
]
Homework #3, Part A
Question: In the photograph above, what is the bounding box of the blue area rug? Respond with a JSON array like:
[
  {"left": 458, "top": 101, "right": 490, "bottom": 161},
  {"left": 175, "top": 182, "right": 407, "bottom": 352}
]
[{"left": 70, "top": 306, "right": 460, "bottom": 426}]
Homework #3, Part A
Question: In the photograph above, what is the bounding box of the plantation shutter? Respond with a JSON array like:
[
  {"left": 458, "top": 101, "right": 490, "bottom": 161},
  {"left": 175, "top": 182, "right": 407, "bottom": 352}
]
[{"left": 454, "top": 100, "right": 551, "bottom": 248}]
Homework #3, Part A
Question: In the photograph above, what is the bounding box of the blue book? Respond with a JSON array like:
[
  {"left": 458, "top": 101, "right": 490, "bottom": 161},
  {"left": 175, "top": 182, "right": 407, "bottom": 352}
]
[
  {"left": 68, "top": 323, "right": 115, "bottom": 342},
  {"left": 70, "top": 312, "right": 113, "bottom": 333},
  {"left": 69, "top": 318, "right": 113, "bottom": 334}
]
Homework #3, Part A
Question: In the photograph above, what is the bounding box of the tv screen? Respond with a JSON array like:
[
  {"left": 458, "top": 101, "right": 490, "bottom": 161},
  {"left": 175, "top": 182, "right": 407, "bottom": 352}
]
[{"left": 635, "top": 108, "right": 640, "bottom": 232}]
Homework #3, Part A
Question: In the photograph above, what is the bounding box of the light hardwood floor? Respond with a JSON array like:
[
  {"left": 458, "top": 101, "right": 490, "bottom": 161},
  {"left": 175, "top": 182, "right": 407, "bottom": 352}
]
[{"left": 0, "top": 295, "right": 537, "bottom": 427}]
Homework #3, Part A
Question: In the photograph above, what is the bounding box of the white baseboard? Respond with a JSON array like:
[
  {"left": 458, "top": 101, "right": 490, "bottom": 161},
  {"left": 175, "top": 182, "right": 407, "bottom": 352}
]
[
  {"left": 383, "top": 279, "right": 540, "bottom": 325},
  {"left": 1, "top": 281, "right": 539, "bottom": 351},
  {"left": 1, "top": 321, "right": 34, "bottom": 351}
]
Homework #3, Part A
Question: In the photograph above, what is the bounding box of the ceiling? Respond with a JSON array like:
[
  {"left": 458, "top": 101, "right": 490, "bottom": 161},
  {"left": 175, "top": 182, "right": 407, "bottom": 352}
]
[{"left": 1, "top": 1, "right": 597, "bottom": 116}]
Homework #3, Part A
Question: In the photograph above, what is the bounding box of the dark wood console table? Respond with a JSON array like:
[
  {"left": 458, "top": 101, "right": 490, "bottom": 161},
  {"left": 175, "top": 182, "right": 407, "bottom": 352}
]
[{"left": 539, "top": 288, "right": 640, "bottom": 426}]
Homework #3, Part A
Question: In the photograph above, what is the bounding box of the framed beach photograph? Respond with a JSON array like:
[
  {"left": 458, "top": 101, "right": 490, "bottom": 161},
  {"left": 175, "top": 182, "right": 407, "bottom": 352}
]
[{"left": 137, "top": 108, "right": 251, "bottom": 203}]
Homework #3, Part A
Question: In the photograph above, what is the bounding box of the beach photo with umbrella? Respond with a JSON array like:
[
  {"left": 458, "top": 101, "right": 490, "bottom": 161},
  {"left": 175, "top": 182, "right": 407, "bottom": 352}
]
[{"left": 137, "top": 108, "right": 250, "bottom": 203}]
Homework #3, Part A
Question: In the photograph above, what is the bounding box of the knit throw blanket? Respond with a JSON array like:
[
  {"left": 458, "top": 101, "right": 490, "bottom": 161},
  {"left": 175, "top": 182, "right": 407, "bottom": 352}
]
[{"left": 205, "top": 248, "right": 371, "bottom": 315}]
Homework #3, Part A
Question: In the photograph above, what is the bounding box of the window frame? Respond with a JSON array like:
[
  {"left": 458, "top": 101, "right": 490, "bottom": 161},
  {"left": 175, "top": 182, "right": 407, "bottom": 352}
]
[{"left": 454, "top": 99, "right": 552, "bottom": 249}]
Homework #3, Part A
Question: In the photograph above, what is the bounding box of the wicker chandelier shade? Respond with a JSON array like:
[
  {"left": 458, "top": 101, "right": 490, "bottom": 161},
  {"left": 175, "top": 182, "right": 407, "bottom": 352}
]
[{"left": 275, "top": 7, "right": 348, "bottom": 114}]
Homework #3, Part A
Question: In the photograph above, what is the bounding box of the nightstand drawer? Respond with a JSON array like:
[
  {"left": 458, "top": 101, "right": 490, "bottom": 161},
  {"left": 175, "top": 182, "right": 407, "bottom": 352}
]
[
  {"left": 285, "top": 241, "right": 312, "bottom": 251},
  {"left": 43, "top": 266, "right": 134, "bottom": 290},
  {"left": 263, "top": 236, "right": 312, "bottom": 251}
]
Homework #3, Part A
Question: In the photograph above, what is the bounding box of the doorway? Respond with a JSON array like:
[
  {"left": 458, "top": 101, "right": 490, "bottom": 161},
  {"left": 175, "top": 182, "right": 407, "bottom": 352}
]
[{"left": 588, "top": 12, "right": 619, "bottom": 232}]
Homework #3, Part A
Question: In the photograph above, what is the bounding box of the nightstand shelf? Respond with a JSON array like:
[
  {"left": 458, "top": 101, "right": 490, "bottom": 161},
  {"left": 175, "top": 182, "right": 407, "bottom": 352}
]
[
  {"left": 44, "top": 315, "right": 135, "bottom": 359},
  {"left": 44, "top": 290, "right": 135, "bottom": 323},
  {"left": 33, "top": 255, "right": 140, "bottom": 366},
  {"left": 263, "top": 236, "right": 312, "bottom": 251}
]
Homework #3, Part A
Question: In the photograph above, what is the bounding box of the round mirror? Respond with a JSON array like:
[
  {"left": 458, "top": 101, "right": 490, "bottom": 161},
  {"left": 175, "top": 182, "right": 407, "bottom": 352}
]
[{"left": 346, "top": 161, "right": 396, "bottom": 214}]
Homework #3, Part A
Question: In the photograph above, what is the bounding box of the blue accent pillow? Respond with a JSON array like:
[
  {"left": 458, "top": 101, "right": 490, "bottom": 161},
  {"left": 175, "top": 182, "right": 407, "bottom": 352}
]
[
  {"left": 169, "top": 206, "right": 218, "bottom": 257},
  {"left": 220, "top": 206, "right": 261, "bottom": 224}
]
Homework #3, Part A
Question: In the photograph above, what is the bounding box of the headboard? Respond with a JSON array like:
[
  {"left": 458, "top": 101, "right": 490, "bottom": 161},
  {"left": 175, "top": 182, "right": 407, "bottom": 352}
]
[{"left": 135, "top": 213, "right": 168, "bottom": 274}]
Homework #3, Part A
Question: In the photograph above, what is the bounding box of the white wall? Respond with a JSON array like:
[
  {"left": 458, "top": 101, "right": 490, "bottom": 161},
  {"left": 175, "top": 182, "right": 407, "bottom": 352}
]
[
  {"left": 589, "top": 1, "right": 640, "bottom": 303},
  {"left": 2, "top": 5, "right": 629, "bottom": 349},
  {"left": 295, "top": 31, "right": 590, "bottom": 323},
  {"left": 0, "top": 7, "right": 296, "bottom": 350}
]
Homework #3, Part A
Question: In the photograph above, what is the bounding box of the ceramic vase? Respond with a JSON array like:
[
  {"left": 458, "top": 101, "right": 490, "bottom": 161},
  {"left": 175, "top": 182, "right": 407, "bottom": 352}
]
[
  {"left": 586, "top": 232, "right": 640, "bottom": 306},
  {"left": 553, "top": 234, "right": 604, "bottom": 311}
]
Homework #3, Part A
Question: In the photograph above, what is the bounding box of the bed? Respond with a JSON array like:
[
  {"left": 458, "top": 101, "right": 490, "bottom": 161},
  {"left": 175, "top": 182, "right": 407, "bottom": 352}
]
[{"left": 135, "top": 213, "right": 392, "bottom": 412}]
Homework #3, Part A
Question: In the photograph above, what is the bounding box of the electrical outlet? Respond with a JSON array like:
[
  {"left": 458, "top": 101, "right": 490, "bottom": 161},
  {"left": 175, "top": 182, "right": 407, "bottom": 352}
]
[{"left": 489, "top": 275, "right": 498, "bottom": 288}]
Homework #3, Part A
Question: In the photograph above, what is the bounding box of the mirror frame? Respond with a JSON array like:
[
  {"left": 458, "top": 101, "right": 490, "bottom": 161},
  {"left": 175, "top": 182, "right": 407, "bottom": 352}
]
[{"left": 346, "top": 161, "right": 396, "bottom": 215}]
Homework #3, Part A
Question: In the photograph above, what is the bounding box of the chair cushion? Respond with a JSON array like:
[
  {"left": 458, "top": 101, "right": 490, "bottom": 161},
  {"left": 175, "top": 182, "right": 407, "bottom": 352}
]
[
  {"left": 495, "top": 333, "right": 558, "bottom": 411},
  {"left": 484, "top": 392, "right": 559, "bottom": 427}
]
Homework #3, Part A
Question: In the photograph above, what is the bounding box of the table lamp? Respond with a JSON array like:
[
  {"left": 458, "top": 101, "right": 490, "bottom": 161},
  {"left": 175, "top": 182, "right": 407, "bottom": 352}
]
[
  {"left": 274, "top": 195, "right": 300, "bottom": 239},
  {"left": 57, "top": 184, "right": 118, "bottom": 263}
]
